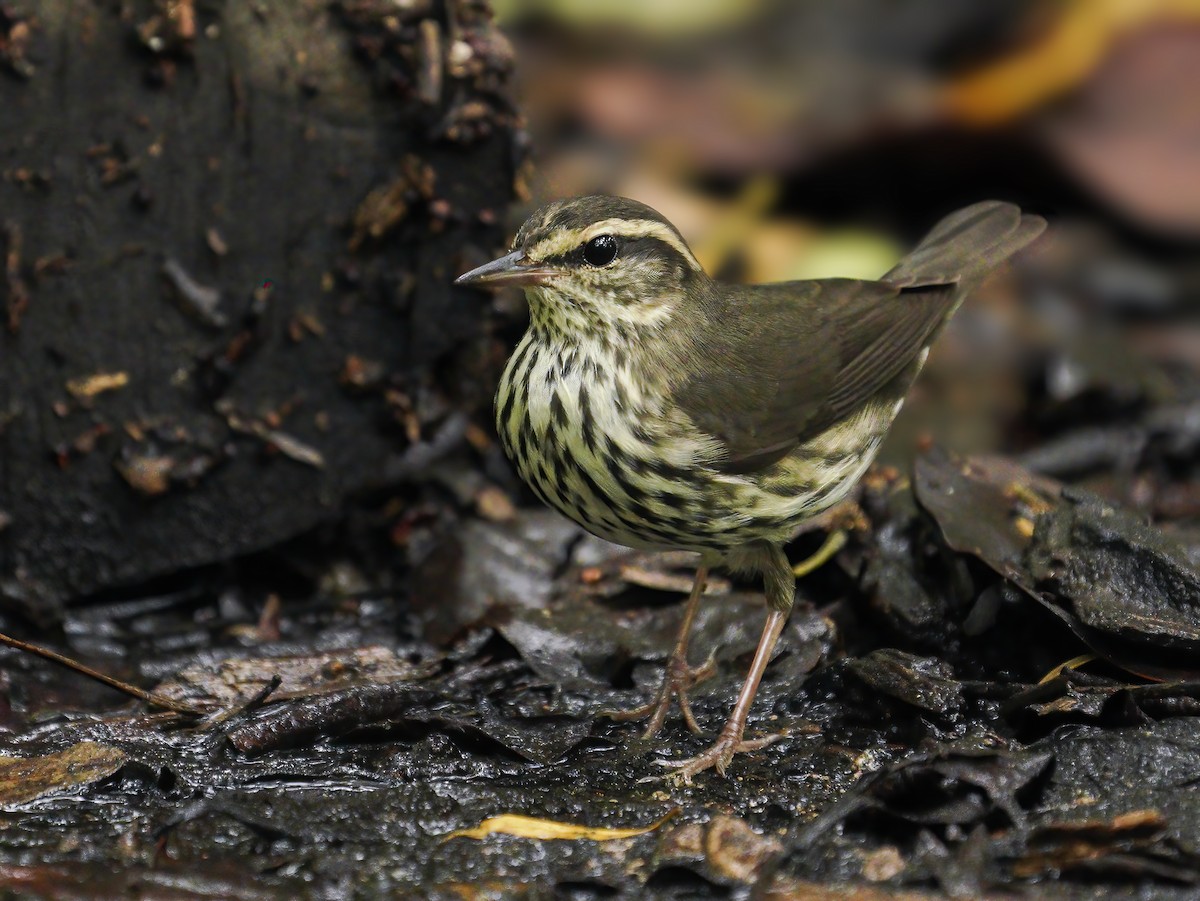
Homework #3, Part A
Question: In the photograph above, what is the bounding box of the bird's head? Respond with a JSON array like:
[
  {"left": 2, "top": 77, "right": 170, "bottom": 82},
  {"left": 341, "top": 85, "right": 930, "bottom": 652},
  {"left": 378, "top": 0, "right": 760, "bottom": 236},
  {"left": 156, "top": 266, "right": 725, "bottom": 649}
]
[{"left": 456, "top": 195, "right": 707, "bottom": 336}]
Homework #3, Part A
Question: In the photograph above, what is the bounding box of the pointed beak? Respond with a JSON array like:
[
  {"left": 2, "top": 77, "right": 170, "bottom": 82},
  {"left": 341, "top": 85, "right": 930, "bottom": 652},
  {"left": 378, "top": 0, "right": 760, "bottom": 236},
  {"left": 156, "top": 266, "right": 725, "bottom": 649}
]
[
  {"left": 454, "top": 250, "right": 559, "bottom": 289},
  {"left": 453, "top": 248, "right": 561, "bottom": 286}
]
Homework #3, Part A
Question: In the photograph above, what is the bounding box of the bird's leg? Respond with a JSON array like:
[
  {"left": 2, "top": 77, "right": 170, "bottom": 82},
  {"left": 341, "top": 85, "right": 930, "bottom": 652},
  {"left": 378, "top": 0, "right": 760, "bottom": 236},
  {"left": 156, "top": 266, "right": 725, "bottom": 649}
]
[
  {"left": 661, "top": 545, "right": 793, "bottom": 783},
  {"left": 606, "top": 565, "right": 716, "bottom": 737}
]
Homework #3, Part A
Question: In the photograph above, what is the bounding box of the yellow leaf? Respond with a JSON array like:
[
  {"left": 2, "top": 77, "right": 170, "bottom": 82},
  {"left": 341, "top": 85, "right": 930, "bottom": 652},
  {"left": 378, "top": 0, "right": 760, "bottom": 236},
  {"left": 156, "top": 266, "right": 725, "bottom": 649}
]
[
  {"left": 65, "top": 371, "right": 129, "bottom": 399},
  {"left": 443, "top": 809, "right": 678, "bottom": 842},
  {"left": 1039, "top": 654, "right": 1099, "bottom": 685},
  {"left": 764, "top": 230, "right": 901, "bottom": 283},
  {"left": 944, "top": 0, "right": 1200, "bottom": 125},
  {"left": 492, "top": 0, "right": 762, "bottom": 37}
]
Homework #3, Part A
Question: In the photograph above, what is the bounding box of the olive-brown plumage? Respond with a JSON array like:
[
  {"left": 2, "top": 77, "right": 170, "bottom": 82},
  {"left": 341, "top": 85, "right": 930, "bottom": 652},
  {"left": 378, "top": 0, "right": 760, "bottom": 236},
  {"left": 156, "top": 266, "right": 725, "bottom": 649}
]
[{"left": 457, "top": 196, "right": 1045, "bottom": 781}]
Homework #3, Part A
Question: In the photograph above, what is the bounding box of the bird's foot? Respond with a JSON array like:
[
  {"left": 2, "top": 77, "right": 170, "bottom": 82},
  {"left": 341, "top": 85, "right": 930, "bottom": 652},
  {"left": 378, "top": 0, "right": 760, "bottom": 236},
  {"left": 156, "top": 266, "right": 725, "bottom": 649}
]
[
  {"left": 604, "top": 648, "right": 718, "bottom": 738},
  {"left": 655, "top": 728, "right": 781, "bottom": 785}
]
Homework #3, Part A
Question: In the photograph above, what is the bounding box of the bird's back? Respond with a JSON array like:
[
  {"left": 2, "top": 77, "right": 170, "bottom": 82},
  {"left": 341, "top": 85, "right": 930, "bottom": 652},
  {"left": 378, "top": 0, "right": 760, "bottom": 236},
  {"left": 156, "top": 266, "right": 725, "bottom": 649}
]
[
  {"left": 673, "top": 201, "right": 1046, "bottom": 474},
  {"left": 658, "top": 201, "right": 1047, "bottom": 544}
]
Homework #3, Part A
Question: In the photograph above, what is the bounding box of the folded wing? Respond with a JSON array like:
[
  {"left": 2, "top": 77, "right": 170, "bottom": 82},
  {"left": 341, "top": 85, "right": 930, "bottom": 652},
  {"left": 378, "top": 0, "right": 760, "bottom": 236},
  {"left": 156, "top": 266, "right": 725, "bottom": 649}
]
[{"left": 675, "top": 201, "right": 1046, "bottom": 474}]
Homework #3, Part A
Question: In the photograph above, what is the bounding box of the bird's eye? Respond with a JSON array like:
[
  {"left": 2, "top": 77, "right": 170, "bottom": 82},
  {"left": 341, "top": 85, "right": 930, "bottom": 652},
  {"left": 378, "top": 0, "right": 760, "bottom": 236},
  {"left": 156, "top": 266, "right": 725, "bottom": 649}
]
[{"left": 582, "top": 234, "right": 618, "bottom": 267}]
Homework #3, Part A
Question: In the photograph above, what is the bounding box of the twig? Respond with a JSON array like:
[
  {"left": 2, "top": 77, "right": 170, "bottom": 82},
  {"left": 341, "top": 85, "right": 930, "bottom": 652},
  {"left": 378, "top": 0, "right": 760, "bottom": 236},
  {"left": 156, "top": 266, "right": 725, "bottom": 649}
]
[
  {"left": 197, "top": 674, "right": 283, "bottom": 732},
  {"left": 0, "top": 630, "right": 209, "bottom": 717},
  {"left": 3, "top": 221, "right": 30, "bottom": 333}
]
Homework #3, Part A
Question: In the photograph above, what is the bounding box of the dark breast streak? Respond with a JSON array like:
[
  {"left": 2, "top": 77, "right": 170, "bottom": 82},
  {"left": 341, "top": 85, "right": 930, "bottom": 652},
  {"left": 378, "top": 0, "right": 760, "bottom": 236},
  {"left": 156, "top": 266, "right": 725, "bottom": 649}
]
[
  {"left": 495, "top": 332, "right": 723, "bottom": 550},
  {"left": 496, "top": 330, "right": 917, "bottom": 553}
]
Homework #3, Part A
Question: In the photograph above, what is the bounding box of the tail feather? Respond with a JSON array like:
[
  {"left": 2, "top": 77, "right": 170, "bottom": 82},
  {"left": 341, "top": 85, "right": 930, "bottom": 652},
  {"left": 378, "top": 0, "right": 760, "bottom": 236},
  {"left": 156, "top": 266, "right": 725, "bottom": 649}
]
[{"left": 884, "top": 201, "right": 1046, "bottom": 290}]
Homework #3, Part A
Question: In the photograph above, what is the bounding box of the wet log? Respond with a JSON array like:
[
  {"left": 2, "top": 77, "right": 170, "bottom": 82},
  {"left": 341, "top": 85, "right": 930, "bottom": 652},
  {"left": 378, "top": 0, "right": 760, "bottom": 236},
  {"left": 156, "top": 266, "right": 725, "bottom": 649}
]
[{"left": 0, "top": 0, "right": 521, "bottom": 610}]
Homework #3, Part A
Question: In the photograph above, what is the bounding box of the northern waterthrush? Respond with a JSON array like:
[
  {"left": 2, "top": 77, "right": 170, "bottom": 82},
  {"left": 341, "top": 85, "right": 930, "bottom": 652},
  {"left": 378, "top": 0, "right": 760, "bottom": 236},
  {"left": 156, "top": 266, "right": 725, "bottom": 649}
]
[{"left": 457, "top": 196, "right": 1045, "bottom": 780}]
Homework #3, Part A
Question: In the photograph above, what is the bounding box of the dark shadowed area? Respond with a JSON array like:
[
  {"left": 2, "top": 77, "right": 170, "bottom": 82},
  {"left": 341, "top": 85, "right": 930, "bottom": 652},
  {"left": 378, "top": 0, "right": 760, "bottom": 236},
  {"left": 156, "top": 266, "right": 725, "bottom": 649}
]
[{"left": 1, "top": 1, "right": 1199, "bottom": 898}]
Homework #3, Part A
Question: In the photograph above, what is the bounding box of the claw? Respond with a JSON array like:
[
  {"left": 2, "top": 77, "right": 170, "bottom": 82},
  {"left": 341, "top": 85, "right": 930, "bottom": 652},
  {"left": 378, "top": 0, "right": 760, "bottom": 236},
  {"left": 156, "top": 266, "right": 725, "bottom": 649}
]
[
  {"left": 602, "top": 565, "right": 719, "bottom": 738},
  {"left": 656, "top": 608, "right": 792, "bottom": 783},
  {"left": 693, "top": 647, "right": 718, "bottom": 682},
  {"left": 602, "top": 653, "right": 718, "bottom": 738},
  {"left": 658, "top": 732, "right": 783, "bottom": 785}
]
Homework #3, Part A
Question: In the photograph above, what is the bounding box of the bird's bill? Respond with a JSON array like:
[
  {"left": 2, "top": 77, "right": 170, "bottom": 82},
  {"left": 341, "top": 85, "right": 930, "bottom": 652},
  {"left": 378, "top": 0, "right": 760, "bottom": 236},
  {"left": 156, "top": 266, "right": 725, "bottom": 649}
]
[{"left": 454, "top": 250, "right": 559, "bottom": 288}]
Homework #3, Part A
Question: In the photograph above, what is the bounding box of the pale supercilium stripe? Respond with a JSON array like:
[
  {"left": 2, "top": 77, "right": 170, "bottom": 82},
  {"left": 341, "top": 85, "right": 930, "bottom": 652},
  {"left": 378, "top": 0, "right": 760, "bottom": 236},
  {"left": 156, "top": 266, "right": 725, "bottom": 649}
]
[{"left": 528, "top": 219, "right": 702, "bottom": 272}]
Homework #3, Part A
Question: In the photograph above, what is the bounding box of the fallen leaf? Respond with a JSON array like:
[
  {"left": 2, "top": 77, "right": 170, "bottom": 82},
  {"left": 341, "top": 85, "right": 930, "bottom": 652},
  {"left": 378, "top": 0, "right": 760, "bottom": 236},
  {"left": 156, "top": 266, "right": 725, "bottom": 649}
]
[
  {"left": 705, "top": 814, "right": 783, "bottom": 883},
  {"left": 861, "top": 845, "right": 907, "bottom": 882},
  {"left": 444, "top": 809, "right": 678, "bottom": 842},
  {"left": 155, "top": 645, "right": 432, "bottom": 707},
  {"left": 475, "top": 485, "right": 517, "bottom": 522},
  {"left": 1043, "top": 26, "right": 1200, "bottom": 236},
  {"left": 0, "top": 743, "right": 126, "bottom": 807},
  {"left": 942, "top": 0, "right": 1200, "bottom": 125},
  {"left": 1013, "top": 809, "right": 1174, "bottom": 879},
  {"left": 64, "top": 371, "right": 129, "bottom": 399},
  {"left": 1038, "top": 654, "right": 1099, "bottom": 685}
]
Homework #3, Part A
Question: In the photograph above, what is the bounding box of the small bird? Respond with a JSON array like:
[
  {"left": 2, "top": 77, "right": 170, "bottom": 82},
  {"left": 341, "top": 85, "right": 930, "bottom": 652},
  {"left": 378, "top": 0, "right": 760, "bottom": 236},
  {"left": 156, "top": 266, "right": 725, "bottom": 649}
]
[{"left": 456, "top": 196, "right": 1045, "bottom": 780}]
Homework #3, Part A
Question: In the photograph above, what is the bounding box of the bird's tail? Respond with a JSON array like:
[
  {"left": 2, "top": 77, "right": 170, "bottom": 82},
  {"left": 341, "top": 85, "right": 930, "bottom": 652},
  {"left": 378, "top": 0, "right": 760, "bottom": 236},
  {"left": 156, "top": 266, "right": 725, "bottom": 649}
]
[{"left": 884, "top": 201, "right": 1046, "bottom": 292}]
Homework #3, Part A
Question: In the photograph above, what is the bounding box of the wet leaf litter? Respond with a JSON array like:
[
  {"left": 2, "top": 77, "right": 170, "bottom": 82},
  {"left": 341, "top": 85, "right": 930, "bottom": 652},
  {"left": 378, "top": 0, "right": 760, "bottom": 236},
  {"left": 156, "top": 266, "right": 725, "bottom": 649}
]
[{"left": 4, "top": 447, "right": 1200, "bottom": 897}]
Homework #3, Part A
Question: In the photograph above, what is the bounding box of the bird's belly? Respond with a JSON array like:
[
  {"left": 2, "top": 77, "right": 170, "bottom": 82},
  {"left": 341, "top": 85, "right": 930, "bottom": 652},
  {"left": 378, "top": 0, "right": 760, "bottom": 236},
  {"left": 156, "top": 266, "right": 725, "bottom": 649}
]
[
  {"left": 722, "top": 401, "right": 894, "bottom": 541},
  {"left": 496, "top": 342, "right": 892, "bottom": 552}
]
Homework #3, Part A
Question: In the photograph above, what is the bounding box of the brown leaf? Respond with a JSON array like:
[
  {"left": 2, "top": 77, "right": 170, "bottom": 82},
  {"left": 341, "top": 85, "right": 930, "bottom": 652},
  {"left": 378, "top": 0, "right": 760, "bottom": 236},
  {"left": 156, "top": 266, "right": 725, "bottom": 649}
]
[
  {"left": 1043, "top": 26, "right": 1200, "bottom": 236},
  {"left": 942, "top": 0, "right": 1200, "bottom": 126},
  {"left": 704, "top": 814, "right": 783, "bottom": 883},
  {"left": 1014, "top": 809, "right": 1171, "bottom": 878},
  {"left": 155, "top": 645, "right": 432, "bottom": 707},
  {"left": 0, "top": 743, "right": 125, "bottom": 807},
  {"left": 861, "top": 845, "right": 907, "bottom": 882},
  {"left": 914, "top": 447, "right": 1200, "bottom": 683}
]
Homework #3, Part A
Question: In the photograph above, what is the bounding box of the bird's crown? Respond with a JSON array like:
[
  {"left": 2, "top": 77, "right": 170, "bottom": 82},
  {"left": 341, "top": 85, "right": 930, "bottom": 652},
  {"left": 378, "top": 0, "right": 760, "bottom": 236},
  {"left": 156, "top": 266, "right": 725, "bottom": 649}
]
[
  {"left": 457, "top": 196, "right": 706, "bottom": 323},
  {"left": 513, "top": 195, "right": 702, "bottom": 277}
]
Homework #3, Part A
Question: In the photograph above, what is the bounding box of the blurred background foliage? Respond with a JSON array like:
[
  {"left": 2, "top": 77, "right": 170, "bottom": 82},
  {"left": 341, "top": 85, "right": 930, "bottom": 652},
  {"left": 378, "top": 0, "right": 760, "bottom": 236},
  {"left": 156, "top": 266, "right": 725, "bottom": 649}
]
[
  {"left": 495, "top": 0, "right": 1200, "bottom": 240},
  {"left": 483, "top": 0, "right": 1200, "bottom": 523}
]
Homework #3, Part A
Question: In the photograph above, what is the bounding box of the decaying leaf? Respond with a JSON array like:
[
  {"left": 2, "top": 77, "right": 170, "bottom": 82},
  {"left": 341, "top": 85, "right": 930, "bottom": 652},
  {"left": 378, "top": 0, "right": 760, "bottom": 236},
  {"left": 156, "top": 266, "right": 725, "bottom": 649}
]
[
  {"left": 704, "top": 814, "right": 784, "bottom": 883},
  {"left": 1026, "top": 489, "right": 1200, "bottom": 655},
  {"left": 155, "top": 645, "right": 435, "bottom": 707},
  {"left": 0, "top": 743, "right": 126, "bottom": 807},
  {"left": 914, "top": 447, "right": 1200, "bottom": 682},
  {"left": 844, "top": 649, "right": 964, "bottom": 716},
  {"left": 1013, "top": 808, "right": 1185, "bottom": 880},
  {"left": 444, "top": 809, "right": 678, "bottom": 842},
  {"left": 64, "top": 371, "right": 129, "bottom": 400}
]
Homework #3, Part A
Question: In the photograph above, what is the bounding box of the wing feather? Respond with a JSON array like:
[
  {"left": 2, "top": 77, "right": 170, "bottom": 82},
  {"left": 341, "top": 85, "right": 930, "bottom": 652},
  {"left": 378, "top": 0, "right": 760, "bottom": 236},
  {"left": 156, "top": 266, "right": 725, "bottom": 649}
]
[
  {"left": 676, "top": 280, "right": 956, "bottom": 473},
  {"left": 673, "top": 201, "right": 1045, "bottom": 474}
]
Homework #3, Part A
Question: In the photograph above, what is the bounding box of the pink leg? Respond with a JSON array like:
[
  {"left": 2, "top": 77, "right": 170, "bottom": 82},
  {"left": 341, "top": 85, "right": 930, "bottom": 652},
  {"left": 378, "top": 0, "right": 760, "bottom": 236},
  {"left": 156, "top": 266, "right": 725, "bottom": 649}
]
[
  {"left": 660, "top": 607, "right": 788, "bottom": 783},
  {"left": 607, "top": 565, "right": 716, "bottom": 737}
]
